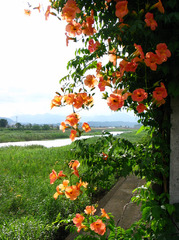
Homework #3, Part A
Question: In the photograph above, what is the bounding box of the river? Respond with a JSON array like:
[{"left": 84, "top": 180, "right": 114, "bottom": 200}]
[{"left": 0, "top": 131, "right": 123, "bottom": 148}]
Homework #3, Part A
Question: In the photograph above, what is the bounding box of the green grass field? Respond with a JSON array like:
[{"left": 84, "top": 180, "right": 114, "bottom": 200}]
[
  {"left": 0, "top": 129, "right": 147, "bottom": 239},
  {"left": 0, "top": 127, "right": 136, "bottom": 143}
]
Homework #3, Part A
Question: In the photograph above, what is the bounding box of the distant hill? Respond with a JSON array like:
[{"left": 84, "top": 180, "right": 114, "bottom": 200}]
[
  {"left": 88, "top": 121, "right": 139, "bottom": 128},
  {"left": 8, "top": 112, "right": 139, "bottom": 127}
]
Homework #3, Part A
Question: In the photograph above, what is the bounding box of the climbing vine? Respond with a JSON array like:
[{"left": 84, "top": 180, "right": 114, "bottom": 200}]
[{"left": 25, "top": 0, "right": 179, "bottom": 238}]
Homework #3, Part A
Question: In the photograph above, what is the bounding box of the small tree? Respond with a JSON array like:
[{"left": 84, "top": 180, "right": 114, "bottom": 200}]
[{"left": 0, "top": 119, "right": 8, "bottom": 128}]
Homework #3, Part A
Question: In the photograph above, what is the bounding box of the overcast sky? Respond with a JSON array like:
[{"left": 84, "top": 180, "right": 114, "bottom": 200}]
[{"left": 0, "top": 0, "right": 135, "bottom": 121}]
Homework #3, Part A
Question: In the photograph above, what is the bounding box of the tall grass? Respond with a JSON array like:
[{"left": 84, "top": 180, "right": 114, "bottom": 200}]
[
  {"left": 0, "top": 130, "right": 147, "bottom": 239},
  {"left": 0, "top": 144, "right": 89, "bottom": 239}
]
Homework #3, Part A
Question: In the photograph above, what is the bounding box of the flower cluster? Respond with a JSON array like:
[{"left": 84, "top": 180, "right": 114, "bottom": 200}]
[
  {"left": 50, "top": 160, "right": 88, "bottom": 200},
  {"left": 73, "top": 206, "right": 110, "bottom": 236},
  {"left": 51, "top": 93, "right": 92, "bottom": 141},
  {"left": 26, "top": 0, "right": 171, "bottom": 135}
]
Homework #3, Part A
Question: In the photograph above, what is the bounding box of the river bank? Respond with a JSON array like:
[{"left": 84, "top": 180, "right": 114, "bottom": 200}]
[{"left": 0, "top": 131, "right": 124, "bottom": 148}]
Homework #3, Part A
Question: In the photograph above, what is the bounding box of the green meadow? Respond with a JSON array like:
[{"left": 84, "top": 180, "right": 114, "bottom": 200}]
[{"left": 0, "top": 130, "right": 147, "bottom": 239}]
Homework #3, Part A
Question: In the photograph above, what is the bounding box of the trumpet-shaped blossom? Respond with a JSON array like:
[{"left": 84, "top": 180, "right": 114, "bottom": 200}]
[
  {"left": 84, "top": 75, "right": 98, "bottom": 88},
  {"left": 133, "top": 43, "right": 145, "bottom": 60},
  {"left": 152, "top": 0, "right": 164, "bottom": 13},
  {"left": 88, "top": 39, "right": 100, "bottom": 53},
  {"left": 155, "top": 43, "right": 171, "bottom": 62},
  {"left": 102, "top": 152, "right": 108, "bottom": 161},
  {"left": 69, "top": 160, "right": 80, "bottom": 177},
  {"left": 49, "top": 170, "right": 67, "bottom": 184},
  {"left": 90, "top": 219, "right": 106, "bottom": 236},
  {"left": 107, "top": 94, "right": 124, "bottom": 111},
  {"left": 101, "top": 208, "right": 110, "bottom": 219},
  {"left": 98, "top": 77, "right": 111, "bottom": 92},
  {"left": 82, "top": 10, "right": 96, "bottom": 36},
  {"left": 115, "top": 1, "right": 128, "bottom": 21},
  {"left": 45, "top": 6, "right": 51, "bottom": 20},
  {"left": 144, "top": 52, "right": 162, "bottom": 71},
  {"left": 66, "top": 20, "right": 82, "bottom": 37},
  {"left": 51, "top": 95, "right": 63, "bottom": 109},
  {"left": 82, "top": 122, "right": 91, "bottom": 132},
  {"left": 153, "top": 82, "right": 167, "bottom": 102},
  {"left": 84, "top": 205, "right": 96, "bottom": 215},
  {"left": 24, "top": 9, "right": 31, "bottom": 16},
  {"left": 70, "top": 129, "right": 77, "bottom": 141},
  {"left": 64, "top": 93, "right": 75, "bottom": 105},
  {"left": 65, "top": 185, "right": 80, "bottom": 200},
  {"left": 145, "top": 12, "right": 158, "bottom": 31},
  {"left": 132, "top": 89, "right": 148, "bottom": 102},
  {"left": 69, "top": 160, "right": 80, "bottom": 170},
  {"left": 73, "top": 94, "right": 84, "bottom": 109},
  {"left": 73, "top": 214, "right": 85, "bottom": 228},
  {"left": 136, "top": 103, "right": 147, "bottom": 113},
  {"left": 109, "top": 49, "right": 117, "bottom": 66},
  {"left": 53, "top": 186, "right": 64, "bottom": 200},
  {"left": 65, "top": 113, "right": 80, "bottom": 128},
  {"left": 60, "top": 122, "right": 67, "bottom": 133},
  {"left": 62, "top": 0, "right": 81, "bottom": 22}
]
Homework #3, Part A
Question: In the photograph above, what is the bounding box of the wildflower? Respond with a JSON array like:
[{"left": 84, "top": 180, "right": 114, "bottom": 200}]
[
  {"left": 65, "top": 33, "right": 75, "bottom": 46},
  {"left": 82, "top": 10, "right": 96, "bottom": 36},
  {"left": 132, "top": 89, "right": 148, "bottom": 102},
  {"left": 49, "top": 170, "right": 67, "bottom": 184},
  {"left": 144, "top": 52, "right": 162, "bottom": 71},
  {"left": 51, "top": 95, "right": 63, "bottom": 109},
  {"left": 82, "top": 122, "right": 91, "bottom": 132},
  {"left": 77, "top": 179, "right": 88, "bottom": 189},
  {"left": 73, "top": 213, "right": 85, "bottom": 228},
  {"left": 145, "top": 12, "right": 158, "bottom": 31},
  {"left": 66, "top": 20, "right": 82, "bottom": 37},
  {"left": 58, "top": 180, "right": 69, "bottom": 191},
  {"left": 73, "top": 94, "right": 84, "bottom": 109},
  {"left": 84, "top": 206, "right": 96, "bottom": 215},
  {"left": 102, "top": 152, "right": 108, "bottom": 161},
  {"left": 45, "top": 6, "right": 51, "bottom": 20},
  {"left": 60, "top": 122, "right": 67, "bottom": 133},
  {"left": 69, "top": 160, "right": 80, "bottom": 177},
  {"left": 49, "top": 170, "right": 58, "bottom": 184},
  {"left": 65, "top": 185, "right": 80, "bottom": 200},
  {"left": 101, "top": 208, "right": 110, "bottom": 219},
  {"left": 155, "top": 43, "right": 171, "bottom": 62},
  {"left": 61, "top": 0, "right": 81, "bottom": 22},
  {"left": 115, "top": 1, "right": 128, "bottom": 21},
  {"left": 65, "top": 113, "right": 80, "bottom": 128},
  {"left": 84, "top": 75, "right": 98, "bottom": 88},
  {"left": 96, "top": 62, "right": 102, "bottom": 77},
  {"left": 125, "top": 60, "right": 138, "bottom": 72},
  {"left": 153, "top": 82, "right": 167, "bottom": 102},
  {"left": 84, "top": 95, "right": 94, "bottom": 107},
  {"left": 98, "top": 77, "right": 111, "bottom": 91},
  {"left": 152, "top": 0, "right": 164, "bottom": 13},
  {"left": 70, "top": 129, "right": 77, "bottom": 141},
  {"left": 53, "top": 185, "right": 64, "bottom": 200},
  {"left": 133, "top": 43, "right": 145, "bottom": 60},
  {"left": 69, "top": 160, "right": 80, "bottom": 170},
  {"left": 107, "top": 94, "right": 124, "bottom": 111},
  {"left": 136, "top": 103, "right": 147, "bottom": 113},
  {"left": 90, "top": 219, "right": 106, "bottom": 235},
  {"left": 24, "top": 9, "right": 31, "bottom": 16},
  {"left": 109, "top": 49, "right": 117, "bottom": 66},
  {"left": 88, "top": 39, "right": 100, "bottom": 53}
]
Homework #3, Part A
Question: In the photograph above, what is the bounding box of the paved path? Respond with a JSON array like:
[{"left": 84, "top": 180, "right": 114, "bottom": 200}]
[{"left": 65, "top": 175, "right": 145, "bottom": 240}]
